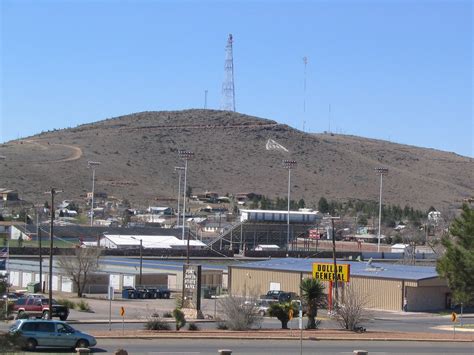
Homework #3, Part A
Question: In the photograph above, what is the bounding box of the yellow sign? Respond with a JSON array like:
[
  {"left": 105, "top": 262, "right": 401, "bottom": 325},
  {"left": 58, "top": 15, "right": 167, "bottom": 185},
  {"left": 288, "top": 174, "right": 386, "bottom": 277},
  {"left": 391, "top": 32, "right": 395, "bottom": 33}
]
[
  {"left": 288, "top": 309, "right": 294, "bottom": 321},
  {"left": 451, "top": 312, "right": 457, "bottom": 322},
  {"left": 120, "top": 306, "right": 125, "bottom": 317},
  {"left": 312, "top": 262, "right": 350, "bottom": 282}
]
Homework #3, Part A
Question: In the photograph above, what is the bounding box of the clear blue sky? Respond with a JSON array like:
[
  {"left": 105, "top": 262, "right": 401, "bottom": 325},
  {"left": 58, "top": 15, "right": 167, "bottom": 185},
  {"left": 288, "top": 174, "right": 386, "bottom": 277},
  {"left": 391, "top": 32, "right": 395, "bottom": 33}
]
[{"left": 1, "top": 0, "right": 472, "bottom": 157}]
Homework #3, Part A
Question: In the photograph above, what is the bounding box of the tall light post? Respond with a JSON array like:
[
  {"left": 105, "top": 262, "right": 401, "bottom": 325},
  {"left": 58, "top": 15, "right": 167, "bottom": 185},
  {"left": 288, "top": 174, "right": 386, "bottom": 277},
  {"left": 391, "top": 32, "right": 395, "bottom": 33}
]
[
  {"left": 131, "top": 237, "right": 143, "bottom": 285},
  {"left": 45, "top": 188, "right": 61, "bottom": 318},
  {"left": 282, "top": 160, "right": 297, "bottom": 251},
  {"left": 178, "top": 150, "right": 194, "bottom": 264},
  {"left": 174, "top": 166, "right": 185, "bottom": 229},
  {"left": 88, "top": 161, "right": 101, "bottom": 226},
  {"left": 330, "top": 216, "right": 340, "bottom": 308},
  {"left": 375, "top": 167, "right": 389, "bottom": 252}
]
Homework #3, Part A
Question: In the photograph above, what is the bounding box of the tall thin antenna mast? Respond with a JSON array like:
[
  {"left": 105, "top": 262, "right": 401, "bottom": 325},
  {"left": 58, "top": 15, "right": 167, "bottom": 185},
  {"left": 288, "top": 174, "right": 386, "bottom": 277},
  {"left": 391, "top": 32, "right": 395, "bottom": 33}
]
[
  {"left": 303, "top": 56, "right": 308, "bottom": 132},
  {"left": 221, "top": 34, "right": 236, "bottom": 112},
  {"left": 328, "top": 104, "right": 331, "bottom": 133},
  {"left": 204, "top": 90, "right": 208, "bottom": 109}
]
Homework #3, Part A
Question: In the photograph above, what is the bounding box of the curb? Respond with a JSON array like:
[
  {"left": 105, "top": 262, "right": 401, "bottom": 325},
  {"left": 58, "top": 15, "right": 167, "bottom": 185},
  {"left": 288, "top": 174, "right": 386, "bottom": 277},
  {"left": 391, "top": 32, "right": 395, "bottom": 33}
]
[{"left": 93, "top": 334, "right": 474, "bottom": 342}]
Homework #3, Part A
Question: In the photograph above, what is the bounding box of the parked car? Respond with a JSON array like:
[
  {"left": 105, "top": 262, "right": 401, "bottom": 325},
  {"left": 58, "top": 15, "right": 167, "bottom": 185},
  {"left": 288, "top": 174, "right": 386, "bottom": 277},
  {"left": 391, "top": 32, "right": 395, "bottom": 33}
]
[
  {"left": 260, "top": 290, "right": 299, "bottom": 303},
  {"left": 9, "top": 319, "right": 96, "bottom": 351},
  {"left": 256, "top": 299, "right": 278, "bottom": 316},
  {"left": 14, "top": 295, "right": 69, "bottom": 320}
]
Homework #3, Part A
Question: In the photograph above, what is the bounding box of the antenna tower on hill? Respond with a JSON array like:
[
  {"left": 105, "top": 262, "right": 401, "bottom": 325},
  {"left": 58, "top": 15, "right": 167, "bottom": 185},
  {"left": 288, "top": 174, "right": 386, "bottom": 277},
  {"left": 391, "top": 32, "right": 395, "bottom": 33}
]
[
  {"left": 302, "top": 56, "right": 308, "bottom": 131},
  {"left": 221, "top": 34, "right": 236, "bottom": 112}
]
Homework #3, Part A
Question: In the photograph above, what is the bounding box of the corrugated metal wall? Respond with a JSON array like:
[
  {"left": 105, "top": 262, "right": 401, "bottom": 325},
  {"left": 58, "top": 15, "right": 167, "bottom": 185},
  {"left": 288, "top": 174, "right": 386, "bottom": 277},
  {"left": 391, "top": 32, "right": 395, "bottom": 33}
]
[
  {"left": 231, "top": 267, "right": 405, "bottom": 311},
  {"left": 407, "top": 286, "right": 450, "bottom": 311},
  {"left": 346, "top": 276, "right": 403, "bottom": 311},
  {"left": 230, "top": 268, "right": 305, "bottom": 297}
]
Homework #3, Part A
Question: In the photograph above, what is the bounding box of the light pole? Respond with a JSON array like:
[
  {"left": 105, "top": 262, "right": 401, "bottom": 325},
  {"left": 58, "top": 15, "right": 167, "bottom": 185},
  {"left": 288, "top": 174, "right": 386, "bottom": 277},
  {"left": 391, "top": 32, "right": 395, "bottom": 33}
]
[
  {"left": 330, "top": 216, "right": 340, "bottom": 308},
  {"left": 282, "top": 160, "right": 297, "bottom": 251},
  {"left": 174, "top": 166, "right": 185, "bottom": 229},
  {"left": 88, "top": 161, "right": 101, "bottom": 226},
  {"left": 178, "top": 150, "right": 194, "bottom": 265},
  {"left": 131, "top": 237, "right": 143, "bottom": 285},
  {"left": 375, "top": 167, "right": 389, "bottom": 252},
  {"left": 45, "top": 188, "right": 61, "bottom": 318}
]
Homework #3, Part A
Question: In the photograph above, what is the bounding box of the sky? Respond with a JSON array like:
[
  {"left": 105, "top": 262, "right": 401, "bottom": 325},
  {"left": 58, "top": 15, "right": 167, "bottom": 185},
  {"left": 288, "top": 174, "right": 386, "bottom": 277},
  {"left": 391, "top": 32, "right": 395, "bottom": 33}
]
[{"left": 1, "top": 0, "right": 472, "bottom": 157}]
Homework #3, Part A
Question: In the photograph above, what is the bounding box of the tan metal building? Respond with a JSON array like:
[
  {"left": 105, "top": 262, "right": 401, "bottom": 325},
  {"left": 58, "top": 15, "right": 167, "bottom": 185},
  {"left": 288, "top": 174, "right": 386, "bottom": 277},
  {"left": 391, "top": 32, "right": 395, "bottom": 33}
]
[{"left": 229, "top": 258, "right": 450, "bottom": 312}]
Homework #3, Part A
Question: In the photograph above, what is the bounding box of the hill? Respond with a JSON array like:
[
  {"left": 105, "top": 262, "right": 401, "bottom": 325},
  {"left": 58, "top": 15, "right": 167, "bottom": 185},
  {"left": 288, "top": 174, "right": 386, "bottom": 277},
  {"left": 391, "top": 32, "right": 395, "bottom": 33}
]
[{"left": 0, "top": 110, "right": 472, "bottom": 212}]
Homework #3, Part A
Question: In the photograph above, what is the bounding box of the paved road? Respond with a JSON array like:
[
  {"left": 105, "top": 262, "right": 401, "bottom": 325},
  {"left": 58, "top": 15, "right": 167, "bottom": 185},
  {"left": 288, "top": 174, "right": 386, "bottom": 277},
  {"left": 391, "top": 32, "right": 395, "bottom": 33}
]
[{"left": 26, "top": 339, "right": 474, "bottom": 354}]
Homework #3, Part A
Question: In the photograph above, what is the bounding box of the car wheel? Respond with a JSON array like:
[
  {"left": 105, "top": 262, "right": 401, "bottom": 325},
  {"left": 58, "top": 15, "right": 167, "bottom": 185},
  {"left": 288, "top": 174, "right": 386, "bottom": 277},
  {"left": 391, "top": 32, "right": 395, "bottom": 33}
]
[
  {"left": 60, "top": 314, "right": 68, "bottom": 321},
  {"left": 25, "top": 338, "right": 37, "bottom": 351},
  {"left": 42, "top": 310, "right": 50, "bottom": 320},
  {"left": 76, "top": 339, "right": 89, "bottom": 349}
]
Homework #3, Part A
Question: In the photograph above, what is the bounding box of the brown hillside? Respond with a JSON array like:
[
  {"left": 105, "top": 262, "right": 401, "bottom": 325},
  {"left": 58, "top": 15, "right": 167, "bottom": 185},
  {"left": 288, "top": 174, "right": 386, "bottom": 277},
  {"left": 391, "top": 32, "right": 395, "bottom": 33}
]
[{"left": 0, "top": 110, "right": 472, "bottom": 211}]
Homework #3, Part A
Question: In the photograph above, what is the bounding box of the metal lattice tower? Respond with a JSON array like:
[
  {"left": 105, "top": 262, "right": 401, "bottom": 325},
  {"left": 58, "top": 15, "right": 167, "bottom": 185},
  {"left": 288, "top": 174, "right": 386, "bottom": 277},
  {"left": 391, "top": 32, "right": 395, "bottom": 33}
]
[{"left": 221, "top": 34, "right": 236, "bottom": 111}]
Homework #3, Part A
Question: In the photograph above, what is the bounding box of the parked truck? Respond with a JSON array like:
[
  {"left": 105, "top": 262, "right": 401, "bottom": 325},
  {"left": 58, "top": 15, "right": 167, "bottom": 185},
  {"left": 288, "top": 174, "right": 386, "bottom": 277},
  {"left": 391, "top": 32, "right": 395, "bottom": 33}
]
[{"left": 13, "top": 295, "right": 69, "bottom": 321}]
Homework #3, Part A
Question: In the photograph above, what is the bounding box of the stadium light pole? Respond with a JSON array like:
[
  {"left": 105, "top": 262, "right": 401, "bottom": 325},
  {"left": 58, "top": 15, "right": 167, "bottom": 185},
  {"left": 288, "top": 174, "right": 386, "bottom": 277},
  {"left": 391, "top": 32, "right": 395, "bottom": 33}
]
[
  {"left": 178, "top": 150, "right": 194, "bottom": 265},
  {"left": 88, "top": 161, "right": 101, "bottom": 226},
  {"left": 282, "top": 160, "right": 297, "bottom": 252},
  {"left": 174, "top": 166, "right": 185, "bottom": 229},
  {"left": 375, "top": 167, "right": 389, "bottom": 253},
  {"left": 45, "top": 188, "right": 61, "bottom": 318}
]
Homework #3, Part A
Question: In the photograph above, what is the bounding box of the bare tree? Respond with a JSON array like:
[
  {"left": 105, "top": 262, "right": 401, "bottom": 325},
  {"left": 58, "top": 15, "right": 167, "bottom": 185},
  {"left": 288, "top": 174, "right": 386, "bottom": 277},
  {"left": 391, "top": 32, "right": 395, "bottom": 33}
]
[
  {"left": 218, "top": 295, "right": 262, "bottom": 330},
  {"left": 334, "top": 285, "right": 372, "bottom": 331},
  {"left": 57, "top": 247, "right": 101, "bottom": 297}
]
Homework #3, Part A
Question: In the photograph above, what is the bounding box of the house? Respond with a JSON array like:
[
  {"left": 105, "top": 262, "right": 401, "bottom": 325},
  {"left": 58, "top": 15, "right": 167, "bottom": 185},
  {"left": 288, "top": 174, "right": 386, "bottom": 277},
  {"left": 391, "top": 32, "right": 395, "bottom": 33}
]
[
  {"left": 147, "top": 207, "right": 173, "bottom": 216},
  {"left": 391, "top": 243, "right": 412, "bottom": 253},
  {"left": 0, "top": 189, "right": 19, "bottom": 201}
]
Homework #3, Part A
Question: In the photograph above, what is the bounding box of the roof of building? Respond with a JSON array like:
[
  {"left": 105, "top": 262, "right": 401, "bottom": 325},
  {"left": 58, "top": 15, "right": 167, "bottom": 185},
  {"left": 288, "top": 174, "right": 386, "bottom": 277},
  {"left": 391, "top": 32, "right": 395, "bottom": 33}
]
[
  {"left": 103, "top": 234, "right": 206, "bottom": 249},
  {"left": 240, "top": 209, "right": 318, "bottom": 215},
  {"left": 231, "top": 257, "right": 440, "bottom": 281}
]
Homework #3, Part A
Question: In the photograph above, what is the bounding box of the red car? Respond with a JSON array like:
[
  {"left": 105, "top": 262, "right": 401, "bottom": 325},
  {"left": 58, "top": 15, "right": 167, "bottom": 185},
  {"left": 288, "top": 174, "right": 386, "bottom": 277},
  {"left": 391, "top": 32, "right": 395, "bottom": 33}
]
[{"left": 14, "top": 296, "right": 69, "bottom": 321}]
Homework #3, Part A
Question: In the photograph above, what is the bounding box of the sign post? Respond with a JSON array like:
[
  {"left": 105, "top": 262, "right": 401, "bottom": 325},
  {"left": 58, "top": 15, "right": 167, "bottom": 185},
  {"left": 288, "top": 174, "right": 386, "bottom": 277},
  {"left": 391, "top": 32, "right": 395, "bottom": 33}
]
[
  {"left": 313, "top": 262, "right": 350, "bottom": 315},
  {"left": 451, "top": 312, "right": 457, "bottom": 339},
  {"left": 108, "top": 286, "right": 114, "bottom": 331},
  {"left": 120, "top": 306, "right": 125, "bottom": 335}
]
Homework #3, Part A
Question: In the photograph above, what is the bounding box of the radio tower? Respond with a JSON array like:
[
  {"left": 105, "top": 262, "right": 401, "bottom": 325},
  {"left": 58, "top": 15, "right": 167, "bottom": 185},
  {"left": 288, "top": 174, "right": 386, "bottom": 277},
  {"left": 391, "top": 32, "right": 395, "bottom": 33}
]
[
  {"left": 221, "top": 34, "right": 236, "bottom": 111},
  {"left": 302, "top": 56, "right": 308, "bottom": 132}
]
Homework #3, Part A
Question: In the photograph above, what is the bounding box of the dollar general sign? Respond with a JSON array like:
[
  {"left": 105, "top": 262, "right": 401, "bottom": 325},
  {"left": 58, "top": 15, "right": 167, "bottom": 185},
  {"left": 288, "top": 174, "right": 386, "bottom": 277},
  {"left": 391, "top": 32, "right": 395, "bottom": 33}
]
[{"left": 312, "top": 262, "right": 350, "bottom": 282}]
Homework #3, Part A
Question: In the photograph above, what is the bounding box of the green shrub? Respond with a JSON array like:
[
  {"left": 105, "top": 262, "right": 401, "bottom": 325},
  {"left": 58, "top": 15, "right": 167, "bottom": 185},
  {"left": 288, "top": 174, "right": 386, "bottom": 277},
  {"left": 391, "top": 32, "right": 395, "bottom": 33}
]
[
  {"left": 188, "top": 323, "right": 199, "bottom": 331},
  {"left": 56, "top": 299, "right": 76, "bottom": 310},
  {"left": 172, "top": 308, "right": 186, "bottom": 330},
  {"left": 77, "top": 300, "right": 91, "bottom": 312},
  {"left": 144, "top": 317, "right": 171, "bottom": 331}
]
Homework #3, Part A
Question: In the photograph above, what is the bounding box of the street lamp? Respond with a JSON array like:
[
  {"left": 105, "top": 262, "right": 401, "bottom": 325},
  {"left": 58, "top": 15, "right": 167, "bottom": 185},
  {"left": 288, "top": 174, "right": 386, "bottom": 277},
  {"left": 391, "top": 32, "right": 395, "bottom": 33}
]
[
  {"left": 87, "top": 161, "right": 101, "bottom": 226},
  {"left": 330, "top": 216, "right": 340, "bottom": 308},
  {"left": 375, "top": 167, "right": 389, "bottom": 253},
  {"left": 178, "top": 150, "right": 194, "bottom": 265},
  {"left": 174, "top": 166, "right": 185, "bottom": 229},
  {"left": 45, "top": 188, "right": 61, "bottom": 318},
  {"left": 282, "top": 160, "right": 297, "bottom": 251},
  {"left": 131, "top": 237, "right": 143, "bottom": 285}
]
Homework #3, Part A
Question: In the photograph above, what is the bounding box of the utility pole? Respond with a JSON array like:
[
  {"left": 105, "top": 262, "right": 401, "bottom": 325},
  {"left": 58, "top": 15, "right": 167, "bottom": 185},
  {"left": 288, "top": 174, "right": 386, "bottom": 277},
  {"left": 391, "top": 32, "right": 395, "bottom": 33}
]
[
  {"left": 375, "top": 167, "right": 389, "bottom": 252},
  {"left": 36, "top": 209, "right": 43, "bottom": 292},
  {"left": 45, "top": 188, "right": 61, "bottom": 317},
  {"left": 88, "top": 161, "right": 101, "bottom": 226},
  {"left": 283, "top": 160, "right": 297, "bottom": 252},
  {"left": 331, "top": 216, "right": 340, "bottom": 307},
  {"left": 178, "top": 150, "right": 194, "bottom": 265}
]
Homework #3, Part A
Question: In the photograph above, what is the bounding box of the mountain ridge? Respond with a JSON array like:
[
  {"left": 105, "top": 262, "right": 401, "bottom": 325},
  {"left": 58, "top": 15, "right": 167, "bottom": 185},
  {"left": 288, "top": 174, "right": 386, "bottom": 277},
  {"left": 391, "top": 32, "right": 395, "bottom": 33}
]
[{"left": 0, "top": 109, "right": 471, "bottom": 212}]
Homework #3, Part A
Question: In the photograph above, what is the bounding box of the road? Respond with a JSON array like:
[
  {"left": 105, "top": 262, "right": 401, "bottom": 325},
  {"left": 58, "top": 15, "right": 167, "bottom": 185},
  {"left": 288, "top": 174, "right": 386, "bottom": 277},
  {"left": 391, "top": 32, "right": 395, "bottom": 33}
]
[{"left": 27, "top": 339, "right": 474, "bottom": 354}]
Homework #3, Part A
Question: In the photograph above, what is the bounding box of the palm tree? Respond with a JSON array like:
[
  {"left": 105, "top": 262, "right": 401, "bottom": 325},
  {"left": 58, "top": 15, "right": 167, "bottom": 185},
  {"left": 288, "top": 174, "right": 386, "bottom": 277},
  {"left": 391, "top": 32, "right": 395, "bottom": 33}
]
[{"left": 300, "top": 278, "right": 326, "bottom": 329}]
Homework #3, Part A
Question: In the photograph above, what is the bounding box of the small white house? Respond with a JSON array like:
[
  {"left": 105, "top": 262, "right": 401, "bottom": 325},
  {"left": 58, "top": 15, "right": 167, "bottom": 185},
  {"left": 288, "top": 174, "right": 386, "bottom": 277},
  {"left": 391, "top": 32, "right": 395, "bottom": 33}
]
[{"left": 391, "top": 243, "right": 412, "bottom": 253}]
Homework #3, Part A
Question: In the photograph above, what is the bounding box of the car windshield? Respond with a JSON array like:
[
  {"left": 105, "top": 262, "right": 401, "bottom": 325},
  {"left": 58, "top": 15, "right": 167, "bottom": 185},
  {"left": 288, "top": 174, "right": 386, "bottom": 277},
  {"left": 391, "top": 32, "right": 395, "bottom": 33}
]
[
  {"left": 9, "top": 320, "right": 21, "bottom": 332},
  {"left": 41, "top": 299, "right": 59, "bottom": 305}
]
